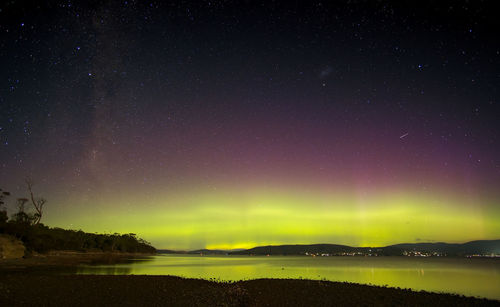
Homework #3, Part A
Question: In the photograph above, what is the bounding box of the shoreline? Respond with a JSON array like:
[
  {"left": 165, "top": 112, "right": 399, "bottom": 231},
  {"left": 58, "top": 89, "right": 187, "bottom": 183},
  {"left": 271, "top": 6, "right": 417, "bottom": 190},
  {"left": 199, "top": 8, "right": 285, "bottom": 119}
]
[
  {"left": 1, "top": 273, "right": 498, "bottom": 306},
  {"left": 0, "top": 251, "right": 155, "bottom": 271}
]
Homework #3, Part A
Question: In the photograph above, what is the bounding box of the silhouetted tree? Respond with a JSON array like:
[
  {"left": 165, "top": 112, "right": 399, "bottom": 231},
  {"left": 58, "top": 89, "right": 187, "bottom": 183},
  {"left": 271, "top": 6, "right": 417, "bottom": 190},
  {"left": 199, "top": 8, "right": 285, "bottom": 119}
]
[
  {"left": 0, "top": 210, "right": 7, "bottom": 226},
  {"left": 0, "top": 188, "right": 10, "bottom": 225},
  {"left": 16, "top": 198, "right": 29, "bottom": 212},
  {"left": 11, "top": 198, "right": 36, "bottom": 225},
  {"left": 0, "top": 188, "right": 10, "bottom": 205},
  {"left": 25, "top": 178, "right": 46, "bottom": 225}
]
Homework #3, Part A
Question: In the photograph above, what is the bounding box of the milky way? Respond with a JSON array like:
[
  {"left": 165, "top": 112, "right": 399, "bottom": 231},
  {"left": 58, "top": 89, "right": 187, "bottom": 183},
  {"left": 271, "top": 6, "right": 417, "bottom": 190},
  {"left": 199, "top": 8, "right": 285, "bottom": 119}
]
[{"left": 0, "top": 1, "right": 499, "bottom": 249}]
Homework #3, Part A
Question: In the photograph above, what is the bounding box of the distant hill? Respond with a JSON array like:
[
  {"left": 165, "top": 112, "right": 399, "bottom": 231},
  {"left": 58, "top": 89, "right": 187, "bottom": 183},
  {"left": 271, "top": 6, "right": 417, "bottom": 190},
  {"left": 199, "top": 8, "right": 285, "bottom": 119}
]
[
  {"left": 462, "top": 240, "right": 500, "bottom": 254},
  {"left": 157, "top": 249, "right": 183, "bottom": 254},
  {"left": 157, "top": 240, "right": 500, "bottom": 256},
  {"left": 188, "top": 249, "right": 230, "bottom": 255},
  {"left": 386, "top": 240, "right": 500, "bottom": 256},
  {"left": 230, "top": 244, "right": 370, "bottom": 255},
  {"left": 157, "top": 248, "right": 246, "bottom": 255},
  {"left": 228, "top": 240, "right": 500, "bottom": 256}
]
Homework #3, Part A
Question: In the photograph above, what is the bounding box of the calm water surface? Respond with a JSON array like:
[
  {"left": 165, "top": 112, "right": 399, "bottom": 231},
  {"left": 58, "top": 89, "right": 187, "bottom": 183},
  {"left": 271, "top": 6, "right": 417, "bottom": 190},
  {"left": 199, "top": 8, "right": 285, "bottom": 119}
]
[{"left": 77, "top": 255, "right": 500, "bottom": 300}]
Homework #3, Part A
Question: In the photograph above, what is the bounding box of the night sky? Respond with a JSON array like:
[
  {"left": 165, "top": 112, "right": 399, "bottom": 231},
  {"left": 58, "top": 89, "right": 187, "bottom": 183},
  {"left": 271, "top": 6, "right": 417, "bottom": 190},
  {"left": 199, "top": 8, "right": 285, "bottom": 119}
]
[{"left": 1, "top": 0, "right": 499, "bottom": 249}]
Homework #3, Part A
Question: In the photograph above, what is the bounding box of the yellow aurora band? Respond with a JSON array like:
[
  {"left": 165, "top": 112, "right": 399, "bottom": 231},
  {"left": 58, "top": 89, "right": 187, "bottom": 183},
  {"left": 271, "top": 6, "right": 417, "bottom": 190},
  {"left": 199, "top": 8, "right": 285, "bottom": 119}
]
[{"left": 46, "top": 186, "right": 500, "bottom": 250}]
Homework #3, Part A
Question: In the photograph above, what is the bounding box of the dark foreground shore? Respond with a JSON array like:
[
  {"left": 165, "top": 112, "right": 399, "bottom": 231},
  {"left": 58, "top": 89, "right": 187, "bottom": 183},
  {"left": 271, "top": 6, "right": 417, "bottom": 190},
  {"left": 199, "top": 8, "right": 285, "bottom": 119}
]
[
  {"left": 0, "top": 254, "right": 499, "bottom": 306},
  {"left": 1, "top": 273, "right": 498, "bottom": 306}
]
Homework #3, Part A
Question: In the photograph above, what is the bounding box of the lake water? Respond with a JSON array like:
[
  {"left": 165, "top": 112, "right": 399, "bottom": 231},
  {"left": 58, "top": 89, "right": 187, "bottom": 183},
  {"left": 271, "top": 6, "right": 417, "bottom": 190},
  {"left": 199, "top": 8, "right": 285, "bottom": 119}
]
[{"left": 77, "top": 255, "right": 500, "bottom": 300}]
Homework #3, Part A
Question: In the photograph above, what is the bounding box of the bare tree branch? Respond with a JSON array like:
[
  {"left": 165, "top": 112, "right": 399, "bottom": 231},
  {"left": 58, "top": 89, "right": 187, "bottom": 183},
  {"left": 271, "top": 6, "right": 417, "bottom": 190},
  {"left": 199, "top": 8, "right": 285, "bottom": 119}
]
[
  {"left": 25, "top": 177, "right": 46, "bottom": 225},
  {"left": 16, "top": 198, "right": 29, "bottom": 212}
]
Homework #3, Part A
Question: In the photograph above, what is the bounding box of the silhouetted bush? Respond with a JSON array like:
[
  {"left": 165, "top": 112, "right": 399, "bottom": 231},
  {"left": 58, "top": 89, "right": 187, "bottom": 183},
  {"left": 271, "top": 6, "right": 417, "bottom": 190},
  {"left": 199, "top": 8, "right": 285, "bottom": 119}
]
[{"left": 1, "top": 221, "right": 155, "bottom": 254}]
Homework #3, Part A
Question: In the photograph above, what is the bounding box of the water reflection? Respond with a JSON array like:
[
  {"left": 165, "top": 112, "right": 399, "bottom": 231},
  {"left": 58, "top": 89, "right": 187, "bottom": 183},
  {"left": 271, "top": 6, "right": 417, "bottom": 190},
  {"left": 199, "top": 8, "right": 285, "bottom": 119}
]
[
  {"left": 77, "top": 266, "right": 133, "bottom": 275},
  {"left": 77, "top": 255, "right": 500, "bottom": 300}
]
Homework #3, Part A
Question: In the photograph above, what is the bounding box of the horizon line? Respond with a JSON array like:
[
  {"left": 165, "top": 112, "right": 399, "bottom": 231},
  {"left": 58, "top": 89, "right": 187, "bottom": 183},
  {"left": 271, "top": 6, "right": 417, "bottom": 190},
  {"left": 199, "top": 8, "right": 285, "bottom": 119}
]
[{"left": 156, "top": 239, "right": 500, "bottom": 251}]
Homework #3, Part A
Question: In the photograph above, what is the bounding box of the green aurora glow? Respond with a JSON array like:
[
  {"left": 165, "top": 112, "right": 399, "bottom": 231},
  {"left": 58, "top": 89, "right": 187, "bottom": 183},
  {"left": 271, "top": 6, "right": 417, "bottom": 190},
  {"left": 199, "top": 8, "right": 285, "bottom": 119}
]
[{"left": 45, "top": 186, "right": 500, "bottom": 250}]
